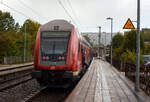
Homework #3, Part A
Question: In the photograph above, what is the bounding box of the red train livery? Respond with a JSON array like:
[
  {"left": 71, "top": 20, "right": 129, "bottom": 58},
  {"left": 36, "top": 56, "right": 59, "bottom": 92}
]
[{"left": 32, "top": 20, "right": 93, "bottom": 87}]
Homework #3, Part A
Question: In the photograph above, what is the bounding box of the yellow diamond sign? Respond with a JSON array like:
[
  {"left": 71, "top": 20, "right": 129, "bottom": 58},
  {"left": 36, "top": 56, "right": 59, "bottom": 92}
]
[{"left": 123, "top": 18, "right": 135, "bottom": 29}]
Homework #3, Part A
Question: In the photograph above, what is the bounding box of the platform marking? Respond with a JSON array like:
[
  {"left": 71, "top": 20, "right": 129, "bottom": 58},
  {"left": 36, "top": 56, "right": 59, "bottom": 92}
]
[{"left": 99, "top": 61, "right": 111, "bottom": 102}]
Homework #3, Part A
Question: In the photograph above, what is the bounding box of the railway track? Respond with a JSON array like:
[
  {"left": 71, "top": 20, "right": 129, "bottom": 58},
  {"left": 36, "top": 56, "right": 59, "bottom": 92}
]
[
  {"left": 22, "top": 86, "right": 47, "bottom": 102},
  {"left": 0, "top": 63, "right": 33, "bottom": 91},
  {"left": 23, "top": 87, "right": 73, "bottom": 102}
]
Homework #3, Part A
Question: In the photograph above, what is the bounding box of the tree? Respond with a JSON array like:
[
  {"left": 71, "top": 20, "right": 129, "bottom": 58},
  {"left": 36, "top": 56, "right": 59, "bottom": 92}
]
[
  {"left": 145, "top": 43, "right": 150, "bottom": 54},
  {"left": 0, "top": 32, "right": 10, "bottom": 56},
  {"left": 122, "top": 30, "right": 145, "bottom": 53},
  {"left": 0, "top": 11, "right": 41, "bottom": 63},
  {"left": 0, "top": 10, "right": 17, "bottom": 32},
  {"left": 83, "top": 35, "right": 94, "bottom": 46},
  {"left": 20, "top": 19, "right": 40, "bottom": 56},
  {"left": 112, "top": 30, "right": 145, "bottom": 65},
  {"left": 112, "top": 32, "right": 124, "bottom": 49},
  {"left": 20, "top": 19, "right": 40, "bottom": 35},
  {"left": 121, "top": 49, "right": 144, "bottom": 65},
  {"left": 0, "top": 10, "right": 20, "bottom": 62},
  {"left": 112, "top": 32, "right": 124, "bottom": 59}
]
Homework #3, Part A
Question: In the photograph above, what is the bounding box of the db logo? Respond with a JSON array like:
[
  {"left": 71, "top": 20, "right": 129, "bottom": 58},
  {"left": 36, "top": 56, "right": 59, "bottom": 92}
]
[{"left": 51, "top": 66, "right": 56, "bottom": 70}]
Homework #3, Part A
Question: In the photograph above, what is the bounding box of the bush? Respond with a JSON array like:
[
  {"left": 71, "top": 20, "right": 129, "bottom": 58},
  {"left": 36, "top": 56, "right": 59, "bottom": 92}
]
[
  {"left": 113, "top": 47, "right": 123, "bottom": 60},
  {"left": 121, "top": 49, "right": 144, "bottom": 65}
]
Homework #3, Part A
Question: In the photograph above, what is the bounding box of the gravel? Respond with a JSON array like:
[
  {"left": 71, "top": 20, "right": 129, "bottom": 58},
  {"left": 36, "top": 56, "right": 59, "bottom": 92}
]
[{"left": 0, "top": 79, "right": 40, "bottom": 102}]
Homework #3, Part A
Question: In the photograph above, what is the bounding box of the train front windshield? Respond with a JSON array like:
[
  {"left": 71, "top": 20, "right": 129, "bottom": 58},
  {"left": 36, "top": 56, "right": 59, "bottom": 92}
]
[
  {"left": 40, "top": 31, "right": 70, "bottom": 65},
  {"left": 41, "top": 32, "right": 70, "bottom": 55}
]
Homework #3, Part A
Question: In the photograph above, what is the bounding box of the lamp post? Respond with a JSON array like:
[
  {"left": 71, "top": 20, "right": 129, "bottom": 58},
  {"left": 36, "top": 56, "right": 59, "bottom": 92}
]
[
  {"left": 135, "top": 0, "right": 140, "bottom": 92},
  {"left": 24, "top": 20, "right": 29, "bottom": 63},
  {"left": 104, "top": 32, "right": 106, "bottom": 46},
  {"left": 98, "top": 26, "right": 101, "bottom": 57},
  {"left": 106, "top": 17, "right": 113, "bottom": 65}
]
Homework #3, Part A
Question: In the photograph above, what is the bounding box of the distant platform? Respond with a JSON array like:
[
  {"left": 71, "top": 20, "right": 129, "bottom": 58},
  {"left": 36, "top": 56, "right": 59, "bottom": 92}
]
[{"left": 0, "top": 62, "right": 33, "bottom": 70}]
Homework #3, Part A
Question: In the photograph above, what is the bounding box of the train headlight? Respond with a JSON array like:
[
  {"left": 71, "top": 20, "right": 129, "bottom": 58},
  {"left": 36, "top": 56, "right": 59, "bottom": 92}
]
[
  {"left": 61, "top": 57, "right": 65, "bottom": 60},
  {"left": 42, "top": 56, "right": 46, "bottom": 60}
]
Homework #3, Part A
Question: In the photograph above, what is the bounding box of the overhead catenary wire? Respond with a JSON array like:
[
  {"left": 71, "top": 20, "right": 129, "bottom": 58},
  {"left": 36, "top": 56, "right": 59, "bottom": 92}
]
[
  {"left": 0, "top": 1, "right": 35, "bottom": 21},
  {"left": 66, "top": 0, "right": 81, "bottom": 25},
  {"left": 17, "top": 0, "right": 48, "bottom": 21},
  {"left": 57, "top": 0, "right": 78, "bottom": 27}
]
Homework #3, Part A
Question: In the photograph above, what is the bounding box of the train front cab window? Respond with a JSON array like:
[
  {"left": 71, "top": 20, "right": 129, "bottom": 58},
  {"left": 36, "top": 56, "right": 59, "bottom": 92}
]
[
  {"left": 40, "top": 31, "right": 71, "bottom": 65},
  {"left": 78, "top": 43, "right": 80, "bottom": 53}
]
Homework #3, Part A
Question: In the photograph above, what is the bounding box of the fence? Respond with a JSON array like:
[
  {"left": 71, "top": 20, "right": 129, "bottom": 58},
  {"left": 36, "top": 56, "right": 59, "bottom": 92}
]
[
  {"left": 106, "top": 56, "right": 122, "bottom": 71},
  {"left": 3, "top": 56, "right": 33, "bottom": 64},
  {"left": 106, "top": 56, "right": 150, "bottom": 96},
  {"left": 125, "top": 63, "right": 150, "bottom": 96}
]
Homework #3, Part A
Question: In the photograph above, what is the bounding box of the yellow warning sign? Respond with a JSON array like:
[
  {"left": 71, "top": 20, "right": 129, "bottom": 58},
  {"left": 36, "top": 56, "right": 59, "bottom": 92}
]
[{"left": 123, "top": 18, "right": 135, "bottom": 29}]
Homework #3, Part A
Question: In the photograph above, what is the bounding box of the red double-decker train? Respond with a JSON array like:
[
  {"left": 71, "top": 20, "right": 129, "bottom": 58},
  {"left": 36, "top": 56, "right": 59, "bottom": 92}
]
[{"left": 32, "top": 20, "right": 93, "bottom": 87}]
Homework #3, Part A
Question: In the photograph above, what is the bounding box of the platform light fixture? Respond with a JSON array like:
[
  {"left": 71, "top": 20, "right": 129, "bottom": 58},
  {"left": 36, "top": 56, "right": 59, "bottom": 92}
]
[
  {"left": 24, "top": 20, "right": 29, "bottom": 63},
  {"left": 106, "top": 17, "right": 113, "bottom": 65}
]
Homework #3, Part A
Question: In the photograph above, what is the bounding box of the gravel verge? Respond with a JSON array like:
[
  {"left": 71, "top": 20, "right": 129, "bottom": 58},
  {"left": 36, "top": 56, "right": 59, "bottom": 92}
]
[{"left": 0, "top": 79, "right": 40, "bottom": 102}]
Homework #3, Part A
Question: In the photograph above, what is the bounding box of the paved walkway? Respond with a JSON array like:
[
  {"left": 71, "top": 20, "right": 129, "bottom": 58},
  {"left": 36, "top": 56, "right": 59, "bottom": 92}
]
[{"left": 65, "top": 59, "right": 150, "bottom": 102}]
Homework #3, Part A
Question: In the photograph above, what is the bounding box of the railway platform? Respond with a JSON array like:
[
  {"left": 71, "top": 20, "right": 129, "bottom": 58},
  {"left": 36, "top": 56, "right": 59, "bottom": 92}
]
[
  {"left": 0, "top": 62, "right": 33, "bottom": 70},
  {"left": 65, "top": 58, "right": 150, "bottom": 102}
]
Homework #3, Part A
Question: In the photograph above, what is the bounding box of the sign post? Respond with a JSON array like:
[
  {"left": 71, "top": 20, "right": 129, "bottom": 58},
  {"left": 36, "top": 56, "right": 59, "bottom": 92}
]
[
  {"left": 135, "top": 0, "right": 140, "bottom": 92},
  {"left": 123, "top": 16, "right": 140, "bottom": 92}
]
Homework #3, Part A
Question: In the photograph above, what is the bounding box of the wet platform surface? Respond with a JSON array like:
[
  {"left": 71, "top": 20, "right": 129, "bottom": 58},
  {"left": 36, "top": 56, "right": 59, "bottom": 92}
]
[{"left": 65, "top": 59, "right": 150, "bottom": 102}]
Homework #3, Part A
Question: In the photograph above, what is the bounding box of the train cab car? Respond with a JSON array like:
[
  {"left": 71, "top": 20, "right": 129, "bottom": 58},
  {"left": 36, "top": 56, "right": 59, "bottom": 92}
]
[{"left": 32, "top": 20, "right": 93, "bottom": 87}]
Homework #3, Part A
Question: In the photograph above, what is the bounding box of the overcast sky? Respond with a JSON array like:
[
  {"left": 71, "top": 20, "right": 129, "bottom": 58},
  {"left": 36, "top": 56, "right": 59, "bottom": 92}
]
[{"left": 0, "top": 0, "right": 150, "bottom": 33}]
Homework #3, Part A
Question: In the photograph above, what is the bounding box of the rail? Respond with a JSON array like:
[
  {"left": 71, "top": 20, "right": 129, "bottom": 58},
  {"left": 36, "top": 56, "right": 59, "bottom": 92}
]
[
  {"left": 0, "top": 63, "right": 33, "bottom": 91},
  {"left": 0, "top": 62, "right": 33, "bottom": 72}
]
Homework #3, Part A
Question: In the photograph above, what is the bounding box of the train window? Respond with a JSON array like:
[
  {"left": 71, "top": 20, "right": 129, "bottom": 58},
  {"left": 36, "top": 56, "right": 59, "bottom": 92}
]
[
  {"left": 54, "top": 26, "right": 59, "bottom": 31},
  {"left": 40, "top": 31, "right": 70, "bottom": 55},
  {"left": 41, "top": 31, "right": 69, "bottom": 38},
  {"left": 78, "top": 43, "right": 80, "bottom": 53},
  {"left": 54, "top": 38, "right": 68, "bottom": 54},
  {"left": 81, "top": 49, "right": 85, "bottom": 55}
]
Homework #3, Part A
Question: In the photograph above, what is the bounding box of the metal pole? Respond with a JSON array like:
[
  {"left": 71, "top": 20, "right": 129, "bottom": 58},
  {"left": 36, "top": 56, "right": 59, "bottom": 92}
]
[
  {"left": 24, "top": 22, "right": 26, "bottom": 63},
  {"left": 111, "top": 19, "right": 113, "bottom": 65},
  {"left": 135, "top": 0, "right": 140, "bottom": 92},
  {"left": 98, "top": 26, "right": 101, "bottom": 57},
  {"left": 105, "top": 32, "right": 106, "bottom": 46}
]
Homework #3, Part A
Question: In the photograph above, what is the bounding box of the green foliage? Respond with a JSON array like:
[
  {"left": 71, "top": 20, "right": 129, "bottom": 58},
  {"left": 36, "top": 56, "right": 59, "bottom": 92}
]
[
  {"left": 0, "top": 32, "right": 10, "bottom": 56},
  {"left": 112, "top": 32, "right": 124, "bottom": 60},
  {"left": 0, "top": 10, "right": 17, "bottom": 32},
  {"left": 122, "top": 30, "right": 145, "bottom": 53},
  {"left": 121, "top": 49, "right": 136, "bottom": 64},
  {"left": 112, "top": 30, "right": 145, "bottom": 66},
  {"left": 121, "top": 49, "right": 144, "bottom": 65},
  {"left": 113, "top": 47, "right": 123, "bottom": 60},
  {"left": 144, "top": 42, "right": 150, "bottom": 54},
  {"left": 142, "top": 31, "right": 150, "bottom": 42},
  {"left": 112, "top": 32, "right": 124, "bottom": 49},
  {"left": 20, "top": 19, "right": 40, "bottom": 55},
  {"left": 0, "top": 10, "right": 40, "bottom": 63},
  {"left": 20, "top": 19, "right": 40, "bottom": 35},
  {"left": 83, "top": 35, "right": 94, "bottom": 46}
]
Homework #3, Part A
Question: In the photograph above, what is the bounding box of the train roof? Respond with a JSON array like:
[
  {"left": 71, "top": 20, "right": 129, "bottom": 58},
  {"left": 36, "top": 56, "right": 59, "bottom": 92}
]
[
  {"left": 40, "top": 19, "right": 92, "bottom": 48},
  {"left": 40, "top": 19, "right": 74, "bottom": 32}
]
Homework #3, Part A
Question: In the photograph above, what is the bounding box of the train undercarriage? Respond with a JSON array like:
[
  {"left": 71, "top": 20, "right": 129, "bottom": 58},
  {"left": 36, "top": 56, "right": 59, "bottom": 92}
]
[{"left": 32, "top": 64, "right": 88, "bottom": 88}]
